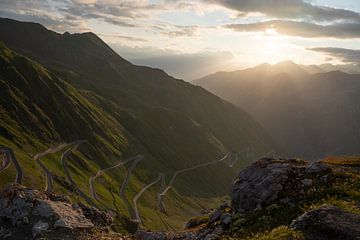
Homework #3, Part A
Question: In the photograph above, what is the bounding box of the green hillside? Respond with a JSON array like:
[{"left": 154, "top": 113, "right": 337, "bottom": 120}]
[{"left": 0, "top": 18, "right": 275, "bottom": 230}]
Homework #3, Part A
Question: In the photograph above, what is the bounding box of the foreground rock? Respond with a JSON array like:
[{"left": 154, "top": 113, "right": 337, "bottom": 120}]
[
  {"left": 230, "top": 158, "right": 331, "bottom": 213},
  {"left": 291, "top": 205, "right": 360, "bottom": 240},
  {"left": 0, "top": 184, "right": 126, "bottom": 239}
]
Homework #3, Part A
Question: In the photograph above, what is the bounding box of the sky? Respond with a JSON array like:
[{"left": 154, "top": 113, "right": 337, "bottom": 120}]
[{"left": 1, "top": 0, "right": 360, "bottom": 80}]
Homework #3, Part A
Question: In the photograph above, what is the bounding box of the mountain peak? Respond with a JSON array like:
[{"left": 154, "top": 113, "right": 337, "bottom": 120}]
[
  {"left": 271, "top": 60, "right": 309, "bottom": 77},
  {"left": 274, "top": 60, "right": 298, "bottom": 67}
]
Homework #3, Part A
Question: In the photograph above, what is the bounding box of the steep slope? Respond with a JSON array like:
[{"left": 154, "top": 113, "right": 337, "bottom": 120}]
[
  {"left": 0, "top": 18, "right": 276, "bottom": 229},
  {"left": 194, "top": 63, "right": 360, "bottom": 158}
]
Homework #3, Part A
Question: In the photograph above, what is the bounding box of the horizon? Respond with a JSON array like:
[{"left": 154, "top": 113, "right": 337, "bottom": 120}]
[{"left": 1, "top": 0, "right": 360, "bottom": 79}]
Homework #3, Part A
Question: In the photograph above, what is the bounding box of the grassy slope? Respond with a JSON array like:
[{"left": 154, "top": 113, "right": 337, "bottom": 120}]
[{"left": 0, "top": 18, "right": 276, "bottom": 230}]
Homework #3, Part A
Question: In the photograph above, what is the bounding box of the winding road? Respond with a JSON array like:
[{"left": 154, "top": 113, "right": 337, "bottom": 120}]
[
  {"left": 132, "top": 172, "right": 165, "bottom": 223},
  {"left": 157, "top": 153, "right": 230, "bottom": 213},
  {"left": 0, "top": 149, "right": 10, "bottom": 172},
  {"left": 119, "top": 155, "right": 144, "bottom": 219},
  {"left": 89, "top": 154, "right": 143, "bottom": 200},
  {"left": 0, "top": 146, "right": 23, "bottom": 184},
  {"left": 0, "top": 141, "right": 287, "bottom": 225},
  {"left": 33, "top": 143, "right": 72, "bottom": 193},
  {"left": 60, "top": 140, "right": 96, "bottom": 206}
]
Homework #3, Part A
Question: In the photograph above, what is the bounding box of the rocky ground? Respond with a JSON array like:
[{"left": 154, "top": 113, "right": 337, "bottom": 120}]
[
  {"left": 1, "top": 156, "right": 360, "bottom": 239},
  {"left": 0, "top": 184, "right": 130, "bottom": 240}
]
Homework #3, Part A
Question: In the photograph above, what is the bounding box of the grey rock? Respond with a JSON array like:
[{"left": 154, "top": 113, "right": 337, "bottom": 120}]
[
  {"left": 301, "top": 178, "right": 313, "bottom": 187},
  {"left": 0, "top": 184, "right": 107, "bottom": 239},
  {"left": 291, "top": 205, "right": 360, "bottom": 240},
  {"left": 204, "top": 233, "right": 218, "bottom": 240},
  {"left": 221, "top": 213, "right": 232, "bottom": 226},
  {"left": 0, "top": 227, "right": 12, "bottom": 239},
  {"left": 320, "top": 174, "right": 328, "bottom": 183},
  {"left": 208, "top": 209, "right": 222, "bottom": 224},
  {"left": 32, "top": 221, "right": 49, "bottom": 237},
  {"left": 231, "top": 158, "right": 308, "bottom": 212},
  {"left": 306, "top": 162, "right": 330, "bottom": 174}
]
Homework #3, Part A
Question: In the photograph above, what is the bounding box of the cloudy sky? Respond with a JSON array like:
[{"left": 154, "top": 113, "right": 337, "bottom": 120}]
[{"left": 1, "top": 0, "right": 360, "bottom": 80}]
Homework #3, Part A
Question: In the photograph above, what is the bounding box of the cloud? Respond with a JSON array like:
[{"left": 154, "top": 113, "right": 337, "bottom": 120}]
[
  {"left": 160, "top": 25, "right": 200, "bottom": 37},
  {"left": 98, "top": 33, "right": 148, "bottom": 42},
  {"left": 308, "top": 47, "right": 360, "bottom": 63},
  {"left": 226, "top": 20, "right": 360, "bottom": 38},
  {"left": 206, "top": 0, "right": 360, "bottom": 22},
  {"left": 111, "top": 44, "right": 238, "bottom": 80},
  {"left": 0, "top": 0, "right": 89, "bottom": 32}
]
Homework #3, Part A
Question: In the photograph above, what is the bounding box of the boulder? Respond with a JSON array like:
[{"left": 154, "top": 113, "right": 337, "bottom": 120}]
[
  {"left": 291, "top": 205, "right": 360, "bottom": 240},
  {"left": 230, "top": 158, "right": 309, "bottom": 212},
  {"left": 0, "top": 184, "right": 111, "bottom": 239},
  {"left": 32, "top": 221, "right": 49, "bottom": 237}
]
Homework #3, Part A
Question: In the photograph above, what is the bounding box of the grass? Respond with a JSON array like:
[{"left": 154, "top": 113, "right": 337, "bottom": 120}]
[{"left": 321, "top": 156, "right": 360, "bottom": 165}]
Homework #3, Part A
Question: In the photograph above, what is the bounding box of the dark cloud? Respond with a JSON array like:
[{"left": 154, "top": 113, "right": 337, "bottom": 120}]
[
  {"left": 207, "top": 0, "right": 360, "bottom": 22},
  {"left": 309, "top": 47, "right": 360, "bottom": 63},
  {"left": 226, "top": 20, "right": 360, "bottom": 38}
]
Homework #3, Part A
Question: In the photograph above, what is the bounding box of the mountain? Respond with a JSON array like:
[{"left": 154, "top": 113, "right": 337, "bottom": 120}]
[
  {"left": 194, "top": 62, "right": 360, "bottom": 159},
  {"left": 0, "top": 18, "right": 276, "bottom": 230}
]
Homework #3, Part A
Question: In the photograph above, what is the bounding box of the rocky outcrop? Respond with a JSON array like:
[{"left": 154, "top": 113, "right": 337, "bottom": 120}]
[
  {"left": 0, "top": 184, "right": 115, "bottom": 239},
  {"left": 135, "top": 204, "right": 232, "bottom": 240},
  {"left": 291, "top": 205, "right": 360, "bottom": 240},
  {"left": 230, "top": 158, "right": 331, "bottom": 213}
]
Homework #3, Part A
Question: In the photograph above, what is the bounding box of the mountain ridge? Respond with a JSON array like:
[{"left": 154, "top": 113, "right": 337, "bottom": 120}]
[{"left": 194, "top": 62, "right": 360, "bottom": 158}]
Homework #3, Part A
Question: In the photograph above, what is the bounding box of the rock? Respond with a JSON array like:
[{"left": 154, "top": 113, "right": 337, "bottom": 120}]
[
  {"left": 32, "top": 221, "right": 49, "bottom": 237},
  {"left": 301, "top": 178, "right": 313, "bottom": 187},
  {"left": 306, "top": 162, "right": 330, "bottom": 174},
  {"left": 204, "top": 233, "right": 218, "bottom": 240},
  {"left": 221, "top": 213, "right": 232, "bottom": 226},
  {"left": 134, "top": 229, "right": 195, "bottom": 240},
  {"left": 79, "top": 203, "right": 113, "bottom": 226},
  {"left": 230, "top": 158, "right": 308, "bottom": 212},
  {"left": 0, "top": 227, "right": 12, "bottom": 239},
  {"left": 34, "top": 199, "right": 94, "bottom": 230},
  {"left": 208, "top": 209, "right": 222, "bottom": 224},
  {"left": 184, "top": 215, "right": 208, "bottom": 229},
  {"left": 320, "top": 174, "right": 328, "bottom": 183},
  {"left": 291, "top": 205, "right": 360, "bottom": 240},
  {"left": 0, "top": 184, "right": 39, "bottom": 226},
  {"left": 0, "top": 184, "right": 111, "bottom": 239},
  {"left": 54, "top": 213, "right": 94, "bottom": 229}
]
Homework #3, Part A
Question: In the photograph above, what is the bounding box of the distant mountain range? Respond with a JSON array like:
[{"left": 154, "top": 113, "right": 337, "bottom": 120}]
[
  {"left": 194, "top": 60, "right": 360, "bottom": 159},
  {"left": 0, "top": 18, "right": 276, "bottom": 229}
]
